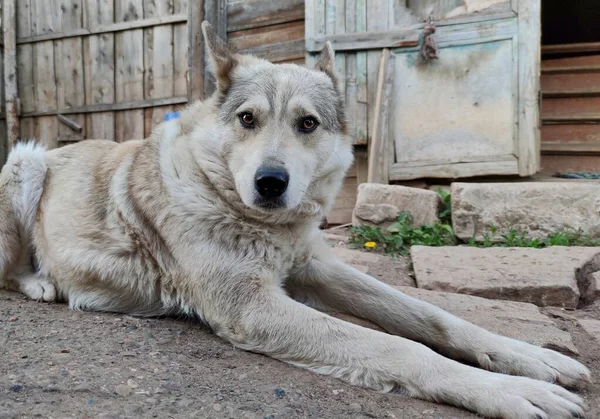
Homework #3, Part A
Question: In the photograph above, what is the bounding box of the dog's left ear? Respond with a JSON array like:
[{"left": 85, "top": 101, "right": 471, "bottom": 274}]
[
  {"left": 202, "top": 21, "right": 237, "bottom": 91},
  {"left": 315, "top": 42, "right": 338, "bottom": 85}
]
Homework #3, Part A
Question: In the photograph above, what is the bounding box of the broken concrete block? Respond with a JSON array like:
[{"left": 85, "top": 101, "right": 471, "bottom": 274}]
[
  {"left": 411, "top": 246, "right": 600, "bottom": 308},
  {"left": 578, "top": 318, "right": 600, "bottom": 343},
  {"left": 398, "top": 287, "right": 578, "bottom": 355},
  {"left": 451, "top": 182, "right": 600, "bottom": 241},
  {"left": 330, "top": 247, "right": 415, "bottom": 288},
  {"left": 352, "top": 183, "right": 440, "bottom": 228}
]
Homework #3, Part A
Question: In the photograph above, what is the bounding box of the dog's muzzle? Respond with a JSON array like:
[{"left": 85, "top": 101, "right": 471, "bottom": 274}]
[{"left": 254, "top": 167, "right": 289, "bottom": 208}]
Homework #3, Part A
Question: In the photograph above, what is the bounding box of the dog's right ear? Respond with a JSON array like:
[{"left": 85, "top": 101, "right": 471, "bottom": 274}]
[{"left": 202, "top": 21, "right": 237, "bottom": 91}]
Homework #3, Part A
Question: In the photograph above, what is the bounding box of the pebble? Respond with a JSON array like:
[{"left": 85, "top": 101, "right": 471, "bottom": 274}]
[
  {"left": 115, "top": 384, "right": 133, "bottom": 397},
  {"left": 47, "top": 361, "right": 55, "bottom": 366},
  {"left": 8, "top": 317, "right": 18, "bottom": 322},
  {"left": 212, "top": 403, "right": 223, "bottom": 412},
  {"left": 146, "top": 398, "right": 158, "bottom": 405},
  {"left": 127, "top": 379, "right": 138, "bottom": 389},
  {"left": 274, "top": 388, "right": 286, "bottom": 399},
  {"left": 9, "top": 385, "right": 23, "bottom": 392},
  {"left": 349, "top": 403, "right": 362, "bottom": 410}
]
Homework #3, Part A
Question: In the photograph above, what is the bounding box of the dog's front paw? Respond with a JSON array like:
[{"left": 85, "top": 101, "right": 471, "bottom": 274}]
[
  {"left": 476, "top": 336, "right": 591, "bottom": 390},
  {"left": 457, "top": 373, "right": 587, "bottom": 419},
  {"left": 18, "top": 275, "right": 57, "bottom": 302}
]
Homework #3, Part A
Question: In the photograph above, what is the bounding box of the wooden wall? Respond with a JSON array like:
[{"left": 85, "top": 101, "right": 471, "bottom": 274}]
[{"left": 14, "top": 0, "right": 189, "bottom": 147}]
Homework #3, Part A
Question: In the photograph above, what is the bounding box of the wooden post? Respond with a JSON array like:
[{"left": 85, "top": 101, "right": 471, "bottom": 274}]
[
  {"left": 367, "top": 49, "right": 395, "bottom": 184},
  {"left": 188, "top": 1, "right": 206, "bottom": 101},
  {"left": 3, "top": 0, "right": 20, "bottom": 150}
]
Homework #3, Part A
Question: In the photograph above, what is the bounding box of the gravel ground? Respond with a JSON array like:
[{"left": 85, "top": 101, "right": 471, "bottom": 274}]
[{"left": 1, "top": 290, "right": 598, "bottom": 419}]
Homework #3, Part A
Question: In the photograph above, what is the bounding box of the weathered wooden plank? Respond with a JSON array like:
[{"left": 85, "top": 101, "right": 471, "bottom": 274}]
[
  {"left": 16, "top": 0, "right": 33, "bottom": 38},
  {"left": 34, "top": 116, "right": 59, "bottom": 148},
  {"left": 3, "top": 0, "right": 20, "bottom": 149},
  {"left": 541, "top": 73, "right": 600, "bottom": 97},
  {"left": 306, "top": 29, "right": 420, "bottom": 52},
  {"left": 542, "top": 42, "right": 600, "bottom": 56},
  {"left": 367, "top": 49, "right": 394, "bottom": 184},
  {"left": 366, "top": 0, "right": 388, "bottom": 149},
  {"left": 15, "top": 0, "right": 34, "bottom": 137},
  {"left": 542, "top": 97, "right": 600, "bottom": 121},
  {"left": 22, "top": 96, "right": 188, "bottom": 118},
  {"left": 541, "top": 124, "right": 600, "bottom": 145},
  {"left": 143, "top": 0, "right": 174, "bottom": 137},
  {"left": 57, "top": 0, "right": 85, "bottom": 142},
  {"left": 542, "top": 55, "right": 600, "bottom": 74},
  {"left": 389, "top": 159, "right": 519, "bottom": 181},
  {"left": 306, "top": 0, "right": 325, "bottom": 68},
  {"left": 229, "top": 20, "right": 304, "bottom": 51},
  {"left": 173, "top": 0, "right": 189, "bottom": 97},
  {"left": 355, "top": 0, "right": 367, "bottom": 103},
  {"left": 188, "top": 0, "right": 205, "bottom": 100},
  {"left": 203, "top": 0, "right": 228, "bottom": 97},
  {"left": 237, "top": 40, "right": 305, "bottom": 63},
  {"left": 115, "top": 0, "right": 145, "bottom": 142},
  {"left": 17, "top": 14, "right": 188, "bottom": 44},
  {"left": 541, "top": 142, "right": 600, "bottom": 155},
  {"left": 84, "top": 0, "right": 115, "bottom": 141},
  {"left": 228, "top": 0, "right": 304, "bottom": 32},
  {"left": 31, "top": 0, "right": 59, "bottom": 147},
  {"left": 540, "top": 155, "right": 600, "bottom": 175}
]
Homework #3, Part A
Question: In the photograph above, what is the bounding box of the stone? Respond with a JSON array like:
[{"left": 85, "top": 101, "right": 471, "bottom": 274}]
[
  {"left": 330, "top": 247, "right": 415, "bottom": 288},
  {"left": 352, "top": 184, "right": 440, "bottom": 228},
  {"left": 411, "top": 246, "right": 600, "bottom": 308},
  {"left": 398, "top": 287, "right": 578, "bottom": 355},
  {"left": 115, "top": 384, "right": 133, "bottom": 397},
  {"left": 578, "top": 318, "right": 600, "bottom": 342},
  {"left": 451, "top": 182, "right": 600, "bottom": 241}
]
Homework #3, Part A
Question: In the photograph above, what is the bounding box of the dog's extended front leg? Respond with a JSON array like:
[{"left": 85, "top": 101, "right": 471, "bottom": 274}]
[
  {"left": 209, "top": 288, "right": 584, "bottom": 418},
  {"left": 286, "top": 239, "right": 591, "bottom": 391}
]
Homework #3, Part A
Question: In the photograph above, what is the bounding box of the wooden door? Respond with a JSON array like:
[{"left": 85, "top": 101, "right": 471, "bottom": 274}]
[{"left": 306, "top": 0, "right": 542, "bottom": 181}]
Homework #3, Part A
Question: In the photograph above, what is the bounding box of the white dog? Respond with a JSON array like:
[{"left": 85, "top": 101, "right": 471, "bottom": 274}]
[{"left": 0, "top": 22, "right": 589, "bottom": 418}]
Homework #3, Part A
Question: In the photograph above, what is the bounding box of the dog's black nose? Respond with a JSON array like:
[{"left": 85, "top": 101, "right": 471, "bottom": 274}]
[{"left": 255, "top": 167, "right": 289, "bottom": 198}]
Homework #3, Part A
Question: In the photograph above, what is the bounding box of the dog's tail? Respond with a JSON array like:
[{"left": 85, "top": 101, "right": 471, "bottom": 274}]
[{"left": 0, "top": 141, "right": 48, "bottom": 278}]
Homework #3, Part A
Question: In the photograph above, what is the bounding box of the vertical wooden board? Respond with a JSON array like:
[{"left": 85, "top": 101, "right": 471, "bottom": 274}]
[
  {"left": 17, "top": 44, "right": 35, "bottom": 114},
  {"left": 329, "top": 0, "right": 346, "bottom": 97},
  {"left": 85, "top": 0, "right": 115, "bottom": 141},
  {"left": 144, "top": 0, "right": 175, "bottom": 134},
  {"left": 4, "top": 0, "right": 20, "bottom": 149},
  {"left": 0, "top": 119, "right": 7, "bottom": 164},
  {"left": 306, "top": 0, "right": 325, "bottom": 68},
  {"left": 354, "top": 0, "right": 369, "bottom": 143},
  {"left": 19, "top": 118, "right": 36, "bottom": 140},
  {"left": 355, "top": 0, "right": 368, "bottom": 102},
  {"left": 344, "top": 0, "right": 358, "bottom": 141},
  {"left": 35, "top": 116, "right": 59, "bottom": 149},
  {"left": 517, "top": 0, "right": 541, "bottom": 175},
  {"left": 188, "top": 0, "right": 205, "bottom": 100},
  {"left": 366, "top": 0, "right": 388, "bottom": 145},
  {"left": 115, "top": 0, "right": 145, "bottom": 142},
  {"left": 173, "top": 0, "right": 189, "bottom": 97},
  {"left": 86, "top": 112, "right": 114, "bottom": 141},
  {"left": 57, "top": 0, "right": 85, "bottom": 142},
  {"left": 16, "top": 0, "right": 32, "bottom": 38},
  {"left": 30, "top": 0, "right": 58, "bottom": 35}
]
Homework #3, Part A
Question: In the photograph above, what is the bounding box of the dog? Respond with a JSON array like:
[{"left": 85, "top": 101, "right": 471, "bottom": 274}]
[{"left": 0, "top": 22, "right": 590, "bottom": 418}]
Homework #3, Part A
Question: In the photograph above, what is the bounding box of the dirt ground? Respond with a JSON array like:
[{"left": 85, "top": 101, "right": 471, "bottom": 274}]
[{"left": 1, "top": 290, "right": 599, "bottom": 419}]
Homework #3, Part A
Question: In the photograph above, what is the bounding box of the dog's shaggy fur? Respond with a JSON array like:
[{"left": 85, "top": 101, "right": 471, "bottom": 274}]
[{"left": 0, "top": 22, "right": 591, "bottom": 418}]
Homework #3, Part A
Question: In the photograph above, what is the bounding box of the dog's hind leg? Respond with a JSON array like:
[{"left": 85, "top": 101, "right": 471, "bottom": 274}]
[
  {"left": 286, "top": 238, "right": 591, "bottom": 391},
  {"left": 0, "top": 142, "right": 56, "bottom": 302}
]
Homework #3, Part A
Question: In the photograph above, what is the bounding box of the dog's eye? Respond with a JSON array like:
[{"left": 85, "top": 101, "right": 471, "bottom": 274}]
[
  {"left": 299, "top": 117, "right": 318, "bottom": 133},
  {"left": 239, "top": 112, "right": 255, "bottom": 128}
]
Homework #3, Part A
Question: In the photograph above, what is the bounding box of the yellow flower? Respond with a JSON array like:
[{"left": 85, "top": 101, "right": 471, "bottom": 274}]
[{"left": 364, "top": 241, "right": 376, "bottom": 249}]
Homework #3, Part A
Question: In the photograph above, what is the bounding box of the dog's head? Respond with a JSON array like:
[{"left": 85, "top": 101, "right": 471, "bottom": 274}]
[{"left": 196, "top": 22, "right": 353, "bottom": 222}]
